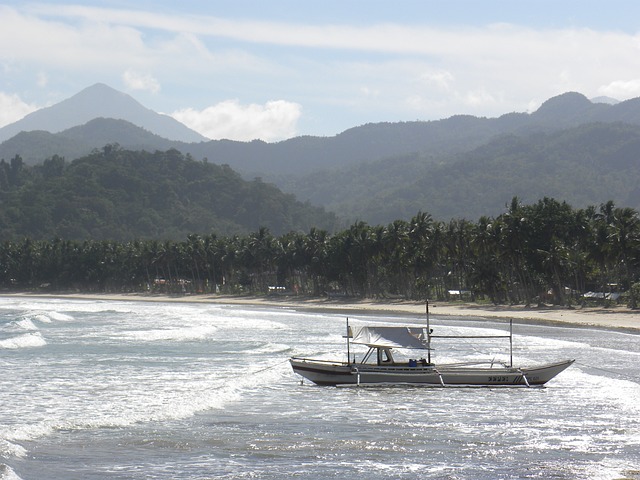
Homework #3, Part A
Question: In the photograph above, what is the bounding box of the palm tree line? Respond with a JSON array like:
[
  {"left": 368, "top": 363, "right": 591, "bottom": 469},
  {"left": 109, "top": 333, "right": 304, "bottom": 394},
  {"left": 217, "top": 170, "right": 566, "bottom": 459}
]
[{"left": 2, "top": 197, "right": 639, "bottom": 307}]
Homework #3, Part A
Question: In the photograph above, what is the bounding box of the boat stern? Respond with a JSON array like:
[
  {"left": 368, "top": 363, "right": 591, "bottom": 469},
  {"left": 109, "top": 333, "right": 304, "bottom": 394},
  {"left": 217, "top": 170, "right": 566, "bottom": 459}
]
[{"left": 290, "top": 357, "right": 355, "bottom": 386}]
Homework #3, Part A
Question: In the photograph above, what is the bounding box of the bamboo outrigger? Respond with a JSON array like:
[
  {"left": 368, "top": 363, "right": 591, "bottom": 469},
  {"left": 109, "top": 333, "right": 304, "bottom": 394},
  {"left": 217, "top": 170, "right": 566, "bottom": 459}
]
[{"left": 290, "top": 302, "right": 574, "bottom": 387}]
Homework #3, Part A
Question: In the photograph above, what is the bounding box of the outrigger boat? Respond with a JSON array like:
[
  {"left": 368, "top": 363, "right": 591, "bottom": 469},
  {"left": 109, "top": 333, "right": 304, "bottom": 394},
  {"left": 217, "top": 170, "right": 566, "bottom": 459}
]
[{"left": 290, "top": 304, "right": 574, "bottom": 387}]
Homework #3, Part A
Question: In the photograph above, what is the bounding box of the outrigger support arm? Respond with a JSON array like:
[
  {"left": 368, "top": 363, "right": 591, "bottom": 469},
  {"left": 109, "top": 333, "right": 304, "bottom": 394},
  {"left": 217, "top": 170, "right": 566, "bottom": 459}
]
[
  {"left": 517, "top": 368, "right": 531, "bottom": 387},
  {"left": 426, "top": 300, "right": 516, "bottom": 369}
]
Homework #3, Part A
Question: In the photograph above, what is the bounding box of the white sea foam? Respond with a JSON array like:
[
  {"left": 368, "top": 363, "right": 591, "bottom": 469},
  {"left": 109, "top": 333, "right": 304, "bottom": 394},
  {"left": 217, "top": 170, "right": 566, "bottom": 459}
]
[
  {"left": 22, "top": 310, "right": 75, "bottom": 324},
  {"left": 207, "top": 315, "right": 289, "bottom": 331},
  {"left": 29, "top": 313, "right": 51, "bottom": 324},
  {"left": 251, "top": 343, "right": 292, "bottom": 354},
  {"left": 47, "top": 311, "right": 74, "bottom": 321},
  {"left": 0, "top": 332, "right": 46, "bottom": 349},
  {"left": 0, "top": 439, "right": 27, "bottom": 459},
  {"left": 0, "top": 463, "right": 25, "bottom": 480},
  {"left": 4, "top": 418, "right": 74, "bottom": 443},
  {"left": 3, "top": 363, "right": 284, "bottom": 446},
  {"left": 568, "top": 368, "right": 640, "bottom": 414},
  {"left": 120, "top": 325, "right": 219, "bottom": 342},
  {"left": 8, "top": 319, "right": 38, "bottom": 331},
  {"left": 1, "top": 297, "right": 637, "bottom": 479}
]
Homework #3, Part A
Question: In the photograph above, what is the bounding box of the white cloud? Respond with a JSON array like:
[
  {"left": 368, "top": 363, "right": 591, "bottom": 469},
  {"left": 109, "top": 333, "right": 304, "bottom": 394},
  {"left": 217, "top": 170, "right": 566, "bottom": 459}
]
[
  {"left": 0, "top": 5, "right": 148, "bottom": 69},
  {"left": 598, "top": 79, "right": 640, "bottom": 98},
  {"left": 122, "top": 70, "right": 161, "bottom": 93},
  {"left": 420, "top": 71, "right": 455, "bottom": 91},
  {"left": 0, "top": 92, "right": 38, "bottom": 127},
  {"left": 36, "top": 72, "right": 48, "bottom": 88},
  {"left": 19, "top": 4, "right": 636, "bottom": 60},
  {"left": 171, "top": 100, "right": 302, "bottom": 142},
  {"left": 359, "top": 86, "right": 380, "bottom": 98},
  {"left": 0, "top": 5, "right": 270, "bottom": 86},
  {"left": 464, "top": 89, "right": 498, "bottom": 107},
  {"left": 4, "top": 4, "right": 640, "bottom": 134}
]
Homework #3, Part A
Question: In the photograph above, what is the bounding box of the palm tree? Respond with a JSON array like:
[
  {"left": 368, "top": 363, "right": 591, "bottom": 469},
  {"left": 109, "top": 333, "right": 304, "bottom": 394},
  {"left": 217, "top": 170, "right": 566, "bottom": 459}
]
[
  {"left": 342, "top": 221, "right": 373, "bottom": 296},
  {"left": 245, "top": 227, "right": 277, "bottom": 293},
  {"left": 218, "top": 235, "right": 241, "bottom": 293},
  {"left": 203, "top": 234, "right": 219, "bottom": 293},
  {"left": 305, "top": 228, "right": 329, "bottom": 296},
  {"left": 382, "top": 219, "right": 410, "bottom": 297},
  {"left": 408, "top": 211, "right": 437, "bottom": 299},
  {"left": 537, "top": 236, "right": 571, "bottom": 305},
  {"left": 497, "top": 197, "right": 536, "bottom": 305},
  {"left": 469, "top": 216, "right": 504, "bottom": 303},
  {"left": 326, "top": 222, "right": 378, "bottom": 297},
  {"left": 609, "top": 207, "right": 640, "bottom": 307},
  {"left": 186, "top": 234, "right": 205, "bottom": 292}
]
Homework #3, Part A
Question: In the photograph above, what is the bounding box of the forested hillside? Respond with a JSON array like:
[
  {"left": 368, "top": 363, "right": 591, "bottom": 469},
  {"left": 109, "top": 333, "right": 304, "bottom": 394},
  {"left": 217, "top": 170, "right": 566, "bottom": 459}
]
[
  {"left": 288, "top": 122, "right": 640, "bottom": 224},
  {"left": 0, "top": 146, "right": 338, "bottom": 240},
  {"left": 0, "top": 118, "right": 178, "bottom": 165}
]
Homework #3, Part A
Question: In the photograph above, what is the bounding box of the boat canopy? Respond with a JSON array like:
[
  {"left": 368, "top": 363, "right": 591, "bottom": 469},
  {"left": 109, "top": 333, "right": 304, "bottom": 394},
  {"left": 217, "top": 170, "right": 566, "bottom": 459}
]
[{"left": 351, "top": 326, "right": 430, "bottom": 349}]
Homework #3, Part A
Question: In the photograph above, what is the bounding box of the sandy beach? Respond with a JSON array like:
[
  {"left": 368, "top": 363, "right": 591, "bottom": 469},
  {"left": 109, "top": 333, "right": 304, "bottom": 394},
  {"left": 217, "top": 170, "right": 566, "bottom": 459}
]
[{"left": 2, "top": 292, "right": 639, "bottom": 332}]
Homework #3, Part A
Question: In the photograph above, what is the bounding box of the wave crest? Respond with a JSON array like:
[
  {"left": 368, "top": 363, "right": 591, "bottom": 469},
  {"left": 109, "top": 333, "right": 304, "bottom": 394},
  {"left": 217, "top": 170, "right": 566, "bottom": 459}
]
[
  {"left": 8, "top": 319, "right": 39, "bottom": 331},
  {"left": 0, "top": 332, "right": 46, "bottom": 349},
  {"left": 121, "top": 325, "right": 219, "bottom": 342},
  {"left": 0, "top": 463, "right": 25, "bottom": 480}
]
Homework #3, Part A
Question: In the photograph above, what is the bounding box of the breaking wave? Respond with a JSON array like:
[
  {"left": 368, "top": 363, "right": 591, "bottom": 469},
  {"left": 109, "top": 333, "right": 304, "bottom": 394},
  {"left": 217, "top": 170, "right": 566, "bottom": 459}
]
[
  {"left": 0, "top": 332, "right": 46, "bottom": 350},
  {"left": 0, "top": 463, "right": 25, "bottom": 480},
  {"left": 119, "top": 325, "right": 219, "bottom": 342},
  {"left": 7, "top": 319, "right": 39, "bottom": 331}
]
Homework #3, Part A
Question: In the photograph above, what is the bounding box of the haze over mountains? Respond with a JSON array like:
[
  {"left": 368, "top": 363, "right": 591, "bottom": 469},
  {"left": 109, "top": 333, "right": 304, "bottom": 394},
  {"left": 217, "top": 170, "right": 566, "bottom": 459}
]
[{"left": 2, "top": 83, "right": 640, "bottom": 226}]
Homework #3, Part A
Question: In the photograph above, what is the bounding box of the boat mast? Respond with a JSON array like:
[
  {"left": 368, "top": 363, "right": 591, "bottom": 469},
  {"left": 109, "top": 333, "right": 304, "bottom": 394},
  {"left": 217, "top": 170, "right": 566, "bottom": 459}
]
[
  {"left": 346, "top": 317, "right": 351, "bottom": 364},
  {"left": 426, "top": 300, "right": 431, "bottom": 363},
  {"left": 509, "top": 318, "right": 513, "bottom": 367}
]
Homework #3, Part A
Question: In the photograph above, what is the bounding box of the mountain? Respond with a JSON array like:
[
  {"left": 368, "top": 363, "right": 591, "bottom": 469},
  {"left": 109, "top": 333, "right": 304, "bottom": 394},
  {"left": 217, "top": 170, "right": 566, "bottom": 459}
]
[
  {"left": 289, "top": 122, "right": 640, "bottom": 224},
  {"left": 0, "top": 83, "right": 207, "bottom": 143},
  {"left": 5, "top": 88, "right": 640, "bottom": 225},
  {"left": 528, "top": 92, "right": 608, "bottom": 127},
  {"left": 1, "top": 114, "right": 520, "bottom": 172},
  {"left": 0, "top": 118, "right": 180, "bottom": 163},
  {"left": 8, "top": 90, "right": 640, "bottom": 178},
  {"left": 591, "top": 96, "right": 620, "bottom": 105}
]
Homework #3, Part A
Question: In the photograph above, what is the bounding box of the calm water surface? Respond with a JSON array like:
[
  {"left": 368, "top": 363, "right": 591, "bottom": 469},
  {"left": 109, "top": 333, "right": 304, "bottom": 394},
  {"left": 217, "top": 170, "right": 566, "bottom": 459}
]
[{"left": 0, "top": 296, "right": 639, "bottom": 479}]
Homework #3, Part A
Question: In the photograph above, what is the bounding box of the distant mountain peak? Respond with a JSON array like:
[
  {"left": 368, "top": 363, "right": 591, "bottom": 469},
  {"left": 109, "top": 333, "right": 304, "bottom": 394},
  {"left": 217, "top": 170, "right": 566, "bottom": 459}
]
[
  {"left": 0, "top": 84, "right": 207, "bottom": 143},
  {"left": 73, "top": 82, "right": 131, "bottom": 101},
  {"left": 591, "top": 95, "right": 620, "bottom": 105},
  {"left": 531, "top": 92, "right": 602, "bottom": 125},
  {"left": 535, "top": 92, "right": 592, "bottom": 113}
]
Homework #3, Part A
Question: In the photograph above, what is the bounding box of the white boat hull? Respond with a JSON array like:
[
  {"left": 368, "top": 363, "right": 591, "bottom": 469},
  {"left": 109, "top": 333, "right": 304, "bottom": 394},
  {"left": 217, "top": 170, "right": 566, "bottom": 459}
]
[{"left": 290, "top": 358, "right": 574, "bottom": 387}]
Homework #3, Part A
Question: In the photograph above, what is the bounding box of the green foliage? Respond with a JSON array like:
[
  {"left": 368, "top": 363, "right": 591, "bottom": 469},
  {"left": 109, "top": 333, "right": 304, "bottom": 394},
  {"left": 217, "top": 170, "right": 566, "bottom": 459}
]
[
  {"left": 2, "top": 198, "right": 639, "bottom": 308},
  {"left": 0, "top": 146, "right": 338, "bottom": 240}
]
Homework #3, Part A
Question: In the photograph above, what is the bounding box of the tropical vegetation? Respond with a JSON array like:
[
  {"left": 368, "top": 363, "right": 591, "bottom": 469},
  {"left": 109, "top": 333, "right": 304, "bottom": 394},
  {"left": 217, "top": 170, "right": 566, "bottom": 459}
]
[
  {"left": 0, "top": 146, "right": 339, "bottom": 239},
  {"left": 2, "top": 197, "right": 639, "bottom": 308}
]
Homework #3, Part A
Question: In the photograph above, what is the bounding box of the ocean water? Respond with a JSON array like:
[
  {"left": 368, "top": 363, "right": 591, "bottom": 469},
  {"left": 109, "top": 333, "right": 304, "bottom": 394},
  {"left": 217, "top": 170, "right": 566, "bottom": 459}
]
[{"left": 0, "top": 296, "right": 639, "bottom": 480}]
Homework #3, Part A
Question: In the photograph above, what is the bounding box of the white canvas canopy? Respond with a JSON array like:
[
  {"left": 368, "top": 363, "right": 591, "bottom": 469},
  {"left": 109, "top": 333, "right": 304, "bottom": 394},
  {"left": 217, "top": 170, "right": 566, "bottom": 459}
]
[{"left": 351, "top": 326, "right": 430, "bottom": 349}]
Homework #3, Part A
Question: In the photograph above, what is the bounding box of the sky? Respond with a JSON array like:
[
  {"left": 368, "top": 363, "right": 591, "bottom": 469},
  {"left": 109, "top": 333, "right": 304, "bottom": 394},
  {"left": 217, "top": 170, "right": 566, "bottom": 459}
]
[{"left": 2, "top": 1, "right": 640, "bottom": 142}]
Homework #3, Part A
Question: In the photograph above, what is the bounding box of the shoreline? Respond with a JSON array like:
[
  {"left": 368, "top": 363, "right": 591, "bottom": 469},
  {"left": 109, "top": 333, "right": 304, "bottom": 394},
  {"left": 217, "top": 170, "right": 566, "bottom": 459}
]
[{"left": 2, "top": 291, "right": 640, "bottom": 333}]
